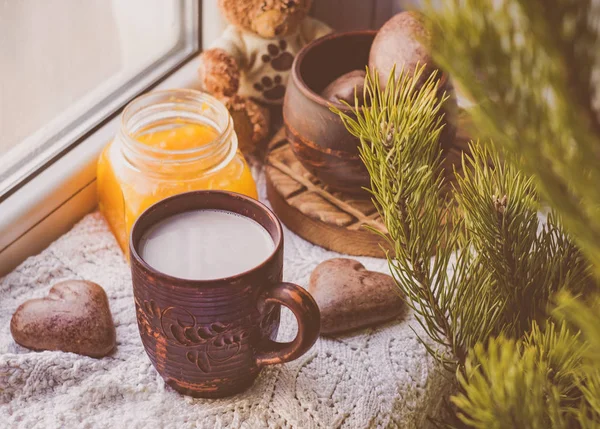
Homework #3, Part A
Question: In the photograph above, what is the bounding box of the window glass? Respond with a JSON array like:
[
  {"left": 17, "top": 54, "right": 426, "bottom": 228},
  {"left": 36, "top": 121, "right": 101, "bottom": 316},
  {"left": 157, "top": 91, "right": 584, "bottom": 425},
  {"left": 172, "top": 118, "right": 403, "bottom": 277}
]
[{"left": 0, "top": 0, "right": 198, "bottom": 197}]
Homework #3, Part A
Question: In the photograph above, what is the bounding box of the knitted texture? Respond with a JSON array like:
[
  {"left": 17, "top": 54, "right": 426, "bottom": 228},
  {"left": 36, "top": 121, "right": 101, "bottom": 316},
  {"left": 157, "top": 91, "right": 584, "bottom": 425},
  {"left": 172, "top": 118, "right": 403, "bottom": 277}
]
[{"left": 0, "top": 170, "right": 450, "bottom": 428}]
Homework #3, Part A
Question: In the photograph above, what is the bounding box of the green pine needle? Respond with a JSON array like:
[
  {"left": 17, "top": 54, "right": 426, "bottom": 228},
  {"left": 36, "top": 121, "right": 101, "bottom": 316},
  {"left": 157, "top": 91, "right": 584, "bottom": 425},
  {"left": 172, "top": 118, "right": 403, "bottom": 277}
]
[
  {"left": 333, "top": 65, "right": 593, "bottom": 370},
  {"left": 422, "top": 2, "right": 600, "bottom": 425},
  {"left": 451, "top": 322, "right": 595, "bottom": 429},
  {"left": 333, "top": 64, "right": 598, "bottom": 428}
]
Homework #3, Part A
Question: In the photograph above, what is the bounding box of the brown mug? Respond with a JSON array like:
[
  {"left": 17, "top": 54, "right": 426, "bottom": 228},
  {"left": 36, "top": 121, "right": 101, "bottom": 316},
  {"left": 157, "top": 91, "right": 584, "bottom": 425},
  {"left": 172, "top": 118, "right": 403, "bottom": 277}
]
[{"left": 129, "top": 191, "right": 321, "bottom": 398}]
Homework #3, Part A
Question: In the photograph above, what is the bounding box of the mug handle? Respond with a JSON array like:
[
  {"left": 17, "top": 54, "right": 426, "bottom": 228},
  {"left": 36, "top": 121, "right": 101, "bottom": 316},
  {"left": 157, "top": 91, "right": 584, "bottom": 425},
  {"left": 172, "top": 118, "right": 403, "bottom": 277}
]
[{"left": 255, "top": 282, "right": 320, "bottom": 366}]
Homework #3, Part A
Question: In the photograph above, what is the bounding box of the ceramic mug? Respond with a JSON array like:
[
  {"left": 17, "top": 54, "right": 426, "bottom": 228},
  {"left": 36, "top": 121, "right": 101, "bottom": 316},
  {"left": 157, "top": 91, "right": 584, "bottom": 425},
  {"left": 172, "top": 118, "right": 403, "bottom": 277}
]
[{"left": 129, "top": 191, "right": 320, "bottom": 398}]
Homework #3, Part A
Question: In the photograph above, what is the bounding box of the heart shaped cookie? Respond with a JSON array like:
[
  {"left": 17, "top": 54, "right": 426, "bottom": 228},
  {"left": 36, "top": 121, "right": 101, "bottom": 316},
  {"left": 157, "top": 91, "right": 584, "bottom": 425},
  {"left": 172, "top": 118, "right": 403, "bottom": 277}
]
[
  {"left": 308, "top": 258, "right": 405, "bottom": 335},
  {"left": 10, "top": 280, "right": 116, "bottom": 358}
]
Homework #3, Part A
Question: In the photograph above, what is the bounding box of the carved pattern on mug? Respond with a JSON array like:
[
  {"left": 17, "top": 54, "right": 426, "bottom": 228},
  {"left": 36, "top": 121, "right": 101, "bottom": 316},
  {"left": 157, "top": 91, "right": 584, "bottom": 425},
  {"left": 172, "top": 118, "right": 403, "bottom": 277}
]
[
  {"left": 135, "top": 299, "right": 250, "bottom": 372},
  {"left": 136, "top": 299, "right": 162, "bottom": 339}
]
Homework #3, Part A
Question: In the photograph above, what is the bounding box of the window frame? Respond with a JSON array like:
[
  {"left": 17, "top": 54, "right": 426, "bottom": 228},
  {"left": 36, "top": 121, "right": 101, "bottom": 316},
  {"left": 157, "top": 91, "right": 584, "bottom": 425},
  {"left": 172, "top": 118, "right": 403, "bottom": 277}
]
[
  {"left": 0, "top": 0, "right": 204, "bottom": 276},
  {"left": 0, "top": 0, "right": 202, "bottom": 201}
]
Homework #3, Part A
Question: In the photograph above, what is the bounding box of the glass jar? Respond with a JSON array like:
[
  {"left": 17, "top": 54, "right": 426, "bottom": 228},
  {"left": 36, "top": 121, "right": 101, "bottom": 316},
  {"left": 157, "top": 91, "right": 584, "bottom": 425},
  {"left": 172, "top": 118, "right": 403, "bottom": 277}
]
[{"left": 97, "top": 89, "right": 258, "bottom": 254}]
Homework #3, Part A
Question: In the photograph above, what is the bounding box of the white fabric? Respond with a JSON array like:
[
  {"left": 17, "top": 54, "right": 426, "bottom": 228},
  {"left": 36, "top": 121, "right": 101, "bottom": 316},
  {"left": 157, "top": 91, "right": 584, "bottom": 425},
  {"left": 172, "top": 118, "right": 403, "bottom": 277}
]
[{"left": 0, "top": 169, "right": 450, "bottom": 428}]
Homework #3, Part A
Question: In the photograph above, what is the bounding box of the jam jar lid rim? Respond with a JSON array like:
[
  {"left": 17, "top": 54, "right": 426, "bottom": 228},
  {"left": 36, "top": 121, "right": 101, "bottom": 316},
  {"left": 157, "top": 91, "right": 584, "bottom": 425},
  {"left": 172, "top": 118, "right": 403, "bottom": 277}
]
[{"left": 119, "top": 89, "right": 233, "bottom": 159}]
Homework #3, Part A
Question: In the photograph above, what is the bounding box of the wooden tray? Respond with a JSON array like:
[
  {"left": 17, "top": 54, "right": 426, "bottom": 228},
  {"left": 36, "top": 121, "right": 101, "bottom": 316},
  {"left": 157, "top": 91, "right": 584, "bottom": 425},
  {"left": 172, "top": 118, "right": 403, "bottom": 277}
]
[
  {"left": 265, "top": 112, "right": 472, "bottom": 258},
  {"left": 265, "top": 128, "right": 390, "bottom": 257}
]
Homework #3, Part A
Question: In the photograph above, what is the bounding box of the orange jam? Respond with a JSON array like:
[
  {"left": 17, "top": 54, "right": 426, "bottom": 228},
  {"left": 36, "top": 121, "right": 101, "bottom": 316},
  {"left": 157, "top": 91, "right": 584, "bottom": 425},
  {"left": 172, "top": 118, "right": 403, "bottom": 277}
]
[{"left": 97, "top": 90, "right": 258, "bottom": 254}]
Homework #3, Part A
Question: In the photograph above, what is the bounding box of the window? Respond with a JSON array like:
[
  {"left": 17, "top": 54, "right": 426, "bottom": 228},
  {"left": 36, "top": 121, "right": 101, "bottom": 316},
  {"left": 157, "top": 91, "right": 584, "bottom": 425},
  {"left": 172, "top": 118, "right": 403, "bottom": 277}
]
[
  {"left": 0, "top": 0, "right": 200, "bottom": 199},
  {"left": 0, "top": 0, "right": 202, "bottom": 275}
]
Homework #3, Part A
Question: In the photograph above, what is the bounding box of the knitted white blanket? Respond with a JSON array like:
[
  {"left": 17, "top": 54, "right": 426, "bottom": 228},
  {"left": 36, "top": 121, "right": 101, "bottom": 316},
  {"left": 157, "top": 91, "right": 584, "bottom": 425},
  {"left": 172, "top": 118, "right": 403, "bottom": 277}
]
[{"left": 0, "top": 171, "right": 450, "bottom": 428}]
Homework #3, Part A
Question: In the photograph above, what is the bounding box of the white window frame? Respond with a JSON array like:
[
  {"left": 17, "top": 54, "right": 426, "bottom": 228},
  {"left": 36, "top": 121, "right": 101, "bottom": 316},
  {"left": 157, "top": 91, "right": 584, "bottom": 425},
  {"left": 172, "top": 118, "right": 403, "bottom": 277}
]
[{"left": 0, "top": 0, "right": 205, "bottom": 276}]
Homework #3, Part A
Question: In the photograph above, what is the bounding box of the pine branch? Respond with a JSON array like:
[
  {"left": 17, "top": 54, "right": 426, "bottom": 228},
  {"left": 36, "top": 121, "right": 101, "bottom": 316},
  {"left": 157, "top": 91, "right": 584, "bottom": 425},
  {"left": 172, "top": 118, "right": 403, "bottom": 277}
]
[
  {"left": 423, "top": 6, "right": 600, "bottom": 425},
  {"left": 333, "top": 65, "right": 595, "bottom": 372},
  {"left": 425, "top": 0, "right": 600, "bottom": 274},
  {"left": 348, "top": 4, "right": 600, "bottom": 428},
  {"left": 553, "top": 293, "right": 600, "bottom": 364},
  {"left": 333, "top": 66, "right": 598, "bottom": 429},
  {"left": 452, "top": 322, "right": 593, "bottom": 429},
  {"left": 333, "top": 65, "right": 483, "bottom": 369},
  {"left": 454, "top": 142, "right": 595, "bottom": 337},
  {"left": 333, "top": 67, "right": 509, "bottom": 370},
  {"left": 514, "top": 0, "right": 600, "bottom": 138}
]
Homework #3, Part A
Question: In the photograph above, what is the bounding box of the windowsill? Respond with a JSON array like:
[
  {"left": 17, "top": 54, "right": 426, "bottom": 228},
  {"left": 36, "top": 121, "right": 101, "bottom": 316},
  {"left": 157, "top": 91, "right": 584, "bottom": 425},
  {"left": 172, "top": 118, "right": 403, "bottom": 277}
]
[{"left": 0, "top": 57, "right": 204, "bottom": 276}]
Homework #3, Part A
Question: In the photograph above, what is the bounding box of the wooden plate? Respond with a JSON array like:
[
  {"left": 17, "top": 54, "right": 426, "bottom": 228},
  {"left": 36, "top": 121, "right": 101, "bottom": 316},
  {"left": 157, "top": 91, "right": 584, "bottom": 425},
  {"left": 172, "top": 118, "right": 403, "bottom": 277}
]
[
  {"left": 265, "top": 112, "right": 472, "bottom": 258},
  {"left": 265, "top": 128, "right": 390, "bottom": 257}
]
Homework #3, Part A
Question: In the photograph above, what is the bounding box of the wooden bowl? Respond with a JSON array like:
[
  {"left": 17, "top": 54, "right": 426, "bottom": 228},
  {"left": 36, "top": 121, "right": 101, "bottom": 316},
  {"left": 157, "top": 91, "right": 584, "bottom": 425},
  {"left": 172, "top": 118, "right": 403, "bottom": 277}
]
[{"left": 283, "top": 31, "right": 376, "bottom": 195}]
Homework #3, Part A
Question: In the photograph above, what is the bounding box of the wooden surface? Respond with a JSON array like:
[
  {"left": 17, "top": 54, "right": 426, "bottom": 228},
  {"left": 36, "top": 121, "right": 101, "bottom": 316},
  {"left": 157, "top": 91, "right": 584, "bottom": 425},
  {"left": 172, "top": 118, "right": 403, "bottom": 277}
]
[
  {"left": 266, "top": 128, "right": 391, "bottom": 258},
  {"left": 265, "top": 112, "right": 472, "bottom": 257}
]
